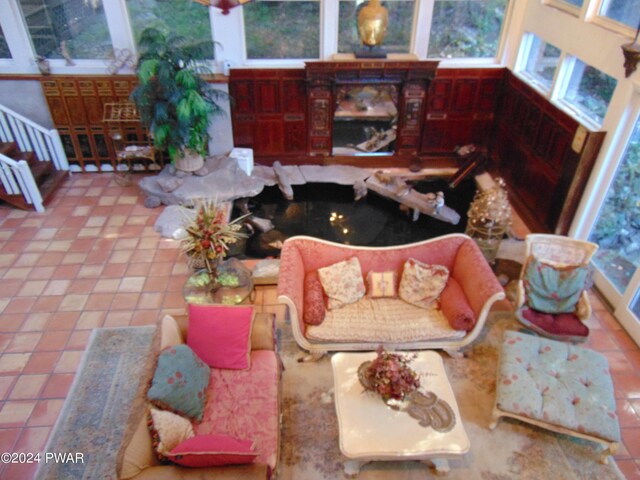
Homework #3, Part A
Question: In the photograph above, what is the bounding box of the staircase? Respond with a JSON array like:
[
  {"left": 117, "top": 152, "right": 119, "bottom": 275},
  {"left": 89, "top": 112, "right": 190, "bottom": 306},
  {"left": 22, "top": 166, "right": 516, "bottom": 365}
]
[{"left": 0, "top": 104, "right": 69, "bottom": 213}]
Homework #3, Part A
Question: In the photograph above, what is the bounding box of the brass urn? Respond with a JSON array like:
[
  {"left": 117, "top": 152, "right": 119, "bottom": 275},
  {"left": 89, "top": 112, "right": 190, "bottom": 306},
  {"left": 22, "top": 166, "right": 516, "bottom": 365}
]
[{"left": 357, "top": 0, "right": 388, "bottom": 48}]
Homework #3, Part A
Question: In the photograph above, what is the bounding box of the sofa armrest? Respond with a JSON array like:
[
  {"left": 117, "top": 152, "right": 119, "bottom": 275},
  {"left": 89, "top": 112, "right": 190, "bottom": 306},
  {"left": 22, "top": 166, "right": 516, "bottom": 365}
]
[
  {"left": 130, "top": 463, "right": 270, "bottom": 480},
  {"left": 171, "top": 313, "right": 275, "bottom": 351},
  {"left": 452, "top": 239, "right": 505, "bottom": 316},
  {"left": 277, "top": 240, "right": 305, "bottom": 332}
]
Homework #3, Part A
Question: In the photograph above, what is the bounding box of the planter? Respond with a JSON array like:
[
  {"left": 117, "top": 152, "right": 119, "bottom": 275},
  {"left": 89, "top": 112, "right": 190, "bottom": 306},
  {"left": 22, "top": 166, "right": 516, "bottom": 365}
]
[{"left": 174, "top": 149, "right": 205, "bottom": 172}]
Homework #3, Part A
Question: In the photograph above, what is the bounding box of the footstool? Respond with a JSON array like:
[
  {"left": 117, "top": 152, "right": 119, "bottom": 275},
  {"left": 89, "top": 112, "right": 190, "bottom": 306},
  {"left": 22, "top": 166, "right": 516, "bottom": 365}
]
[{"left": 490, "top": 331, "right": 620, "bottom": 463}]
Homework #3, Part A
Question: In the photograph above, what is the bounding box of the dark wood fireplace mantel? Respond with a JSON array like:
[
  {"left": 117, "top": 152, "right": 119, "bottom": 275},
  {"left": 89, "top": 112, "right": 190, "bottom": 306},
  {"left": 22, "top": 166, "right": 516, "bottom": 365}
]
[{"left": 305, "top": 60, "right": 439, "bottom": 157}]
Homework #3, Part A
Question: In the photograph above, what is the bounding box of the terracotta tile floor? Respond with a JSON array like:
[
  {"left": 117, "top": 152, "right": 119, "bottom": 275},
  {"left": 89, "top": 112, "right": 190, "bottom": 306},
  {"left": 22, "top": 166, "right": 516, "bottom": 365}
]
[{"left": 0, "top": 173, "right": 639, "bottom": 479}]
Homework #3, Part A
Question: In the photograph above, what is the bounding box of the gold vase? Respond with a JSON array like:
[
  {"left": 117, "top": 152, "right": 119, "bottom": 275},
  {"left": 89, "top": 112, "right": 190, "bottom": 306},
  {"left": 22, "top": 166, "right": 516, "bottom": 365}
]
[{"left": 357, "top": 0, "right": 388, "bottom": 48}]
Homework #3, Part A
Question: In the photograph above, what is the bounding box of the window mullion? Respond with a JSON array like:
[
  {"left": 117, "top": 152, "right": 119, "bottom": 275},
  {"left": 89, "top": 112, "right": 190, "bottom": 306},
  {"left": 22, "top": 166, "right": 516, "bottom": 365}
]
[
  {"left": 0, "top": 0, "right": 36, "bottom": 71},
  {"left": 322, "top": 0, "right": 339, "bottom": 59},
  {"left": 103, "top": 0, "right": 136, "bottom": 58},
  {"left": 412, "top": 0, "right": 434, "bottom": 59}
]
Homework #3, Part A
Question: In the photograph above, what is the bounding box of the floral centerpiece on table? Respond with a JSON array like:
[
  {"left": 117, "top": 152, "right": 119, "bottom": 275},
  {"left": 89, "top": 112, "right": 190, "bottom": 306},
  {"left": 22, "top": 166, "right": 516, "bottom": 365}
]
[
  {"left": 181, "top": 200, "right": 248, "bottom": 278},
  {"left": 358, "top": 346, "right": 421, "bottom": 403}
]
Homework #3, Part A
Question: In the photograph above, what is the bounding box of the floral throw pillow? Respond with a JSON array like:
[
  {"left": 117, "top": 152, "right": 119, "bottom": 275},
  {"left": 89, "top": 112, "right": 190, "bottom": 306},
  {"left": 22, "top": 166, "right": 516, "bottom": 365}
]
[
  {"left": 523, "top": 256, "right": 588, "bottom": 314},
  {"left": 317, "top": 256, "right": 366, "bottom": 310},
  {"left": 367, "top": 271, "right": 397, "bottom": 298},
  {"left": 399, "top": 259, "right": 449, "bottom": 309},
  {"left": 147, "top": 344, "right": 210, "bottom": 422}
]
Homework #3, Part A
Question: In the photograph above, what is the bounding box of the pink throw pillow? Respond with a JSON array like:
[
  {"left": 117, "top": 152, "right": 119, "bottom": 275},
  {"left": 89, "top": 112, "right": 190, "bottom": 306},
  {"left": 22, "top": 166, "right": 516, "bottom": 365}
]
[
  {"left": 188, "top": 305, "right": 253, "bottom": 370},
  {"left": 167, "top": 434, "right": 257, "bottom": 467},
  {"left": 440, "top": 277, "right": 477, "bottom": 331},
  {"left": 367, "top": 271, "right": 397, "bottom": 298},
  {"left": 398, "top": 258, "right": 449, "bottom": 309},
  {"left": 303, "top": 271, "right": 326, "bottom": 326}
]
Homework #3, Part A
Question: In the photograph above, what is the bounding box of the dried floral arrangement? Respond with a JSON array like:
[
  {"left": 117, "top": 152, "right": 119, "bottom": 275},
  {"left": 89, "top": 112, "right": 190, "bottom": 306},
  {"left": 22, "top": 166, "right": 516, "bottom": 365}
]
[
  {"left": 358, "top": 346, "right": 421, "bottom": 402},
  {"left": 181, "top": 200, "right": 249, "bottom": 274},
  {"left": 467, "top": 177, "right": 512, "bottom": 228}
]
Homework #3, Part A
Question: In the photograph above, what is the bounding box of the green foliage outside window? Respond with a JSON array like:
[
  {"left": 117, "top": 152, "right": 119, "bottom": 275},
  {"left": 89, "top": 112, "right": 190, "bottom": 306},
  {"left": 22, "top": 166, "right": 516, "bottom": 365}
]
[
  {"left": 0, "top": 25, "right": 10, "bottom": 58},
  {"left": 428, "top": 0, "right": 508, "bottom": 58},
  {"left": 590, "top": 119, "right": 640, "bottom": 292},
  {"left": 244, "top": 1, "right": 320, "bottom": 59}
]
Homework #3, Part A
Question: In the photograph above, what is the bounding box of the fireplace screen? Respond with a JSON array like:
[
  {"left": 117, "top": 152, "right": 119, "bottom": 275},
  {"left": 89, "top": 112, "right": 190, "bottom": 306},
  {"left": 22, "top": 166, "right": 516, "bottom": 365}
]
[{"left": 332, "top": 85, "right": 398, "bottom": 155}]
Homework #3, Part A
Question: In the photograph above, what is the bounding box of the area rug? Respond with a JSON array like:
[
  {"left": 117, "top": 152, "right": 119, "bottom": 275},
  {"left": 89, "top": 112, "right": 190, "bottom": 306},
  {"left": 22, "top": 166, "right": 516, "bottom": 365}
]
[
  {"left": 36, "top": 326, "right": 156, "bottom": 480},
  {"left": 277, "top": 311, "right": 624, "bottom": 480}
]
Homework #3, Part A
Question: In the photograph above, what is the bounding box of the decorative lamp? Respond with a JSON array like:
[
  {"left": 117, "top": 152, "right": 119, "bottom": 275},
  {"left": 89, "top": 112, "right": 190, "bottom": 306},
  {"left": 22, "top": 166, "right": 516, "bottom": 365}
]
[
  {"left": 193, "top": 0, "right": 252, "bottom": 15},
  {"left": 622, "top": 19, "right": 640, "bottom": 78}
]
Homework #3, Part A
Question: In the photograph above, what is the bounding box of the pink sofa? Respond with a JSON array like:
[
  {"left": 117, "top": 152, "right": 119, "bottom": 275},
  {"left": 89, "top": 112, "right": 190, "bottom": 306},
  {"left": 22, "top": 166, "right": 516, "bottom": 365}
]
[
  {"left": 117, "top": 313, "right": 280, "bottom": 480},
  {"left": 277, "top": 234, "right": 505, "bottom": 357}
]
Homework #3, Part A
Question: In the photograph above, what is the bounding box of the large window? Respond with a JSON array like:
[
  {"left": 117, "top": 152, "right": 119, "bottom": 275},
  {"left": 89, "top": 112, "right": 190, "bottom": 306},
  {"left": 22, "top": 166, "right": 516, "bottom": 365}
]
[
  {"left": 560, "top": 59, "right": 616, "bottom": 125},
  {"left": 427, "top": 0, "right": 509, "bottom": 59},
  {"left": 598, "top": 0, "right": 640, "bottom": 30},
  {"left": 338, "top": 0, "right": 415, "bottom": 54},
  {"left": 126, "top": 0, "right": 214, "bottom": 60},
  {"left": 244, "top": 0, "right": 320, "bottom": 59},
  {"left": 0, "top": 25, "right": 10, "bottom": 59},
  {"left": 522, "top": 35, "right": 560, "bottom": 92},
  {"left": 18, "top": 0, "right": 112, "bottom": 60}
]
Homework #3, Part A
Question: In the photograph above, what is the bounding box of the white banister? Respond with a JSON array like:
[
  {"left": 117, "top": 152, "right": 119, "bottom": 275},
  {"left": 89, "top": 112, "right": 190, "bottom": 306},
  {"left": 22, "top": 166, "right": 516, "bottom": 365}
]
[
  {"left": 0, "top": 153, "right": 44, "bottom": 212},
  {"left": 0, "top": 103, "right": 69, "bottom": 171}
]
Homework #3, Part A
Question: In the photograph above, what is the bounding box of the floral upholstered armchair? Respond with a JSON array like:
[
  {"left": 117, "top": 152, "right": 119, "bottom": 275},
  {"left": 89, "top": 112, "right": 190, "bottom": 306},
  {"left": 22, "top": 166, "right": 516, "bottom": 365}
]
[{"left": 515, "top": 234, "right": 598, "bottom": 342}]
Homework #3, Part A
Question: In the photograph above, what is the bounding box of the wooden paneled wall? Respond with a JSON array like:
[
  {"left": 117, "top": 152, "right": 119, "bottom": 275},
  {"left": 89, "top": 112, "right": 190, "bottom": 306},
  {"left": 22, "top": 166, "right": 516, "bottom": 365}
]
[{"left": 492, "top": 72, "right": 605, "bottom": 234}]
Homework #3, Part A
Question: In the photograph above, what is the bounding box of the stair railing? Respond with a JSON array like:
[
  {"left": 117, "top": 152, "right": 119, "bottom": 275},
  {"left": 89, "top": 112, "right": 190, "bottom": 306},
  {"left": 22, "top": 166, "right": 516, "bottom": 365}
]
[
  {"left": 0, "top": 152, "right": 44, "bottom": 212},
  {"left": 0, "top": 103, "right": 69, "bottom": 171}
]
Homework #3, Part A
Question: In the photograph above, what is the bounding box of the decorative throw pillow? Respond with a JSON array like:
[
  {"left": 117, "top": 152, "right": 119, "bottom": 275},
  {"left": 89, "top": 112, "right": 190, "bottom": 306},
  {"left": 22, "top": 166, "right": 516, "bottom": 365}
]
[
  {"left": 188, "top": 304, "right": 253, "bottom": 370},
  {"left": 167, "top": 434, "right": 257, "bottom": 468},
  {"left": 523, "top": 256, "right": 588, "bottom": 314},
  {"left": 147, "top": 345, "right": 210, "bottom": 422},
  {"left": 303, "top": 271, "right": 326, "bottom": 326},
  {"left": 439, "top": 277, "right": 476, "bottom": 331},
  {"left": 317, "top": 256, "right": 366, "bottom": 310},
  {"left": 398, "top": 258, "right": 449, "bottom": 309},
  {"left": 367, "top": 271, "right": 397, "bottom": 298},
  {"left": 148, "top": 407, "right": 194, "bottom": 460}
]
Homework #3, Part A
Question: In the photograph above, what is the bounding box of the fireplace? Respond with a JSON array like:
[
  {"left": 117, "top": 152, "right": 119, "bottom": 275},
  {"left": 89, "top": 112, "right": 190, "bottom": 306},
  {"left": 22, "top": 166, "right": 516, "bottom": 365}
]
[{"left": 306, "top": 60, "right": 439, "bottom": 158}]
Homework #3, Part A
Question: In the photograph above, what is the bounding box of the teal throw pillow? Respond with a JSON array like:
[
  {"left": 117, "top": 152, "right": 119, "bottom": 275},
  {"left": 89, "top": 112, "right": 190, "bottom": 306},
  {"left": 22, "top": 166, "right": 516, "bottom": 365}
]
[
  {"left": 523, "top": 256, "right": 588, "bottom": 314},
  {"left": 147, "top": 344, "right": 210, "bottom": 422}
]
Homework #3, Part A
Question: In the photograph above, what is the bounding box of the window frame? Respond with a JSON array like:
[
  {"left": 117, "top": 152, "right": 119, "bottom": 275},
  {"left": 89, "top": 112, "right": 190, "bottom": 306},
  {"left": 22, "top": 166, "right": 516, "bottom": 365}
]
[{"left": 514, "top": 32, "right": 563, "bottom": 96}]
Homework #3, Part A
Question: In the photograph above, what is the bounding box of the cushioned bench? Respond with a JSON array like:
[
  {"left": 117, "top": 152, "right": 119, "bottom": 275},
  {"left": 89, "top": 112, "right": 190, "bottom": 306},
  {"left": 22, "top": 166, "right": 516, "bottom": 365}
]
[{"left": 490, "top": 331, "right": 620, "bottom": 463}]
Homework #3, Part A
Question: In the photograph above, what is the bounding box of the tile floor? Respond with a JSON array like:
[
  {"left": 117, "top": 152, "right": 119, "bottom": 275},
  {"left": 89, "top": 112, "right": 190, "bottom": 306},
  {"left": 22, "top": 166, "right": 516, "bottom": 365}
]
[{"left": 0, "top": 173, "right": 638, "bottom": 479}]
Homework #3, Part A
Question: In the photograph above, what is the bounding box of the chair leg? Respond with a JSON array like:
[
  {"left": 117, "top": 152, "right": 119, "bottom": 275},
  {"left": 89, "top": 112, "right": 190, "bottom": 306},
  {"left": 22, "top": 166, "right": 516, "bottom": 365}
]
[
  {"left": 489, "top": 407, "right": 501, "bottom": 430},
  {"left": 599, "top": 442, "right": 618, "bottom": 464}
]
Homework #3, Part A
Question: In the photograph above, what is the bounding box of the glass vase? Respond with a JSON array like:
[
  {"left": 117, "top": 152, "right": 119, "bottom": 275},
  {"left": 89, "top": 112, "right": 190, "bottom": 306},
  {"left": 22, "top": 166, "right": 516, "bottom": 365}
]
[{"left": 465, "top": 221, "right": 507, "bottom": 264}]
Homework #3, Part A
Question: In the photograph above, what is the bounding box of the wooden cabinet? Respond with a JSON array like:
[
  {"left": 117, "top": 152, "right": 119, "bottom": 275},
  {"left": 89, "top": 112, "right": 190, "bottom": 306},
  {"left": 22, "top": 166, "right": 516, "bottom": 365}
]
[
  {"left": 229, "top": 69, "right": 307, "bottom": 159},
  {"left": 421, "top": 68, "right": 504, "bottom": 154},
  {"left": 492, "top": 73, "right": 605, "bottom": 234},
  {"left": 41, "top": 76, "right": 153, "bottom": 172}
]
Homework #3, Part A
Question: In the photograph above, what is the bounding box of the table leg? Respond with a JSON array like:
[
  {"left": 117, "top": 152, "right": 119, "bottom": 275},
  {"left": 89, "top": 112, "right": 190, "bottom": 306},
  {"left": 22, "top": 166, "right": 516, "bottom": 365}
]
[
  {"left": 344, "top": 460, "right": 367, "bottom": 477},
  {"left": 423, "top": 458, "right": 450, "bottom": 475}
]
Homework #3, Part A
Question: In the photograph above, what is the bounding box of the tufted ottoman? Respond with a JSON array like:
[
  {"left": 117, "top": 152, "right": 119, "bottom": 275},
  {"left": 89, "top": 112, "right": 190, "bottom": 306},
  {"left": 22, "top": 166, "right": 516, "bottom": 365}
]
[{"left": 490, "top": 331, "right": 620, "bottom": 463}]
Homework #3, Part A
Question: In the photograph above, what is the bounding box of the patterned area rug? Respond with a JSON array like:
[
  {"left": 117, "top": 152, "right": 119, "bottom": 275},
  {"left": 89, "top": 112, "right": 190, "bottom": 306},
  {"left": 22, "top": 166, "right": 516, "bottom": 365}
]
[
  {"left": 36, "top": 326, "right": 156, "bottom": 480},
  {"left": 278, "top": 312, "right": 624, "bottom": 480}
]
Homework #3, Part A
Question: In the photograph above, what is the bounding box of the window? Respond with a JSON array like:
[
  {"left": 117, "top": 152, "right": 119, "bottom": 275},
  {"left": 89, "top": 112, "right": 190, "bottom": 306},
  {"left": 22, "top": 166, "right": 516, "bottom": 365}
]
[
  {"left": 18, "top": 0, "right": 112, "bottom": 59},
  {"left": 427, "top": 0, "right": 510, "bottom": 59},
  {"left": 244, "top": 1, "right": 320, "bottom": 59},
  {"left": 589, "top": 114, "right": 640, "bottom": 292},
  {"left": 563, "top": 0, "right": 583, "bottom": 6},
  {"left": 598, "top": 0, "right": 640, "bottom": 30},
  {"left": 338, "top": 0, "right": 415, "bottom": 54},
  {"left": 523, "top": 35, "right": 560, "bottom": 91},
  {"left": 0, "top": 24, "right": 10, "bottom": 59},
  {"left": 560, "top": 59, "right": 616, "bottom": 125},
  {"left": 126, "top": 0, "right": 214, "bottom": 60}
]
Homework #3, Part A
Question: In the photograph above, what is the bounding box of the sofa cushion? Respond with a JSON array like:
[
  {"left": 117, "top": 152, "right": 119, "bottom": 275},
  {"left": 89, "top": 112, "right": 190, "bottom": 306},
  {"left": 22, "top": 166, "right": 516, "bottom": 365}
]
[
  {"left": 367, "top": 271, "right": 397, "bottom": 298},
  {"left": 440, "top": 277, "right": 477, "bottom": 331},
  {"left": 167, "top": 434, "right": 257, "bottom": 467},
  {"left": 195, "top": 350, "right": 280, "bottom": 469},
  {"left": 148, "top": 407, "right": 194, "bottom": 459},
  {"left": 303, "top": 270, "right": 326, "bottom": 326},
  {"left": 188, "top": 304, "right": 254, "bottom": 370},
  {"left": 318, "top": 256, "right": 366, "bottom": 310},
  {"left": 523, "top": 256, "right": 588, "bottom": 314},
  {"left": 518, "top": 307, "right": 589, "bottom": 341},
  {"left": 306, "top": 297, "right": 465, "bottom": 343},
  {"left": 399, "top": 258, "right": 449, "bottom": 309},
  {"left": 147, "top": 345, "right": 210, "bottom": 422}
]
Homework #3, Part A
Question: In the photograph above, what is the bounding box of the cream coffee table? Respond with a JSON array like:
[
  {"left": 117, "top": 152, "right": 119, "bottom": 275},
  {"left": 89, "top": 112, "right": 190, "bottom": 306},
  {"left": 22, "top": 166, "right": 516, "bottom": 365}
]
[{"left": 331, "top": 351, "right": 469, "bottom": 476}]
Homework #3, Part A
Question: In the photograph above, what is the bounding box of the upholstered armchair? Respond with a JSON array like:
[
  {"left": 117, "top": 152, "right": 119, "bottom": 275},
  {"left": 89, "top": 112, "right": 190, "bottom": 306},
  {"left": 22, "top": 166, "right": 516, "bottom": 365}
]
[{"left": 515, "top": 234, "right": 598, "bottom": 342}]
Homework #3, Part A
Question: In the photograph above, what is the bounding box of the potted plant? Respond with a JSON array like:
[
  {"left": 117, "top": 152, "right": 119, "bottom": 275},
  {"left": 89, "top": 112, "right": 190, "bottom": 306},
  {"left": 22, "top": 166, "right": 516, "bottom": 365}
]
[{"left": 130, "top": 28, "right": 227, "bottom": 172}]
